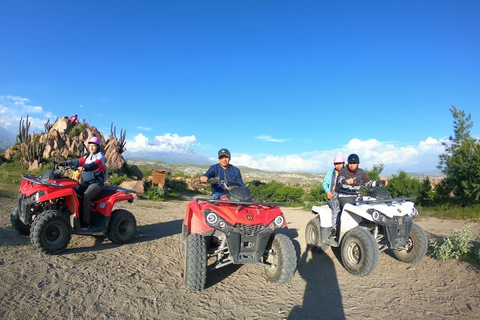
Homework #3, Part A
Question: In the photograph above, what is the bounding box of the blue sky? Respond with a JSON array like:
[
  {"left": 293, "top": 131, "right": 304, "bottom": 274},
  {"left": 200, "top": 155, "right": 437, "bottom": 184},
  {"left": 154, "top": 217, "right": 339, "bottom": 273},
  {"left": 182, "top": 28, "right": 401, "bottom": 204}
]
[{"left": 1, "top": 1, "right": 479, "bottom": 174}]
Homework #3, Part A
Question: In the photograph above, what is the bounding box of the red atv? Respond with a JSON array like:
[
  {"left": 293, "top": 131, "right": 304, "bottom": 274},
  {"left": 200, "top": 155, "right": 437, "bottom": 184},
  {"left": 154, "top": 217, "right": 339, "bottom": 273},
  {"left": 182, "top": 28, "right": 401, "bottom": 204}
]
[
  {"left": 181, "top": 178, "right": 297, "bottom": 291},
  {"left": 10, "top": 163, "right": 137, "bottom": 254}
]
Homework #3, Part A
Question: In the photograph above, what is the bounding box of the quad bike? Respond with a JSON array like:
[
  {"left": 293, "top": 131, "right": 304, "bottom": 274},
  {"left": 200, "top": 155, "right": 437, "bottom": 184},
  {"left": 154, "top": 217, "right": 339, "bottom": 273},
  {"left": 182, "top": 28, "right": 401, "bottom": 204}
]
[
  {"left": 181, "top": 178, "right": 297, "bottom": 291},
  {"left": 11, "top": 163, "right": 137, "bottom": 254},
  {"left": 305, "top": 183, "right": 428, "bottom": 276}
]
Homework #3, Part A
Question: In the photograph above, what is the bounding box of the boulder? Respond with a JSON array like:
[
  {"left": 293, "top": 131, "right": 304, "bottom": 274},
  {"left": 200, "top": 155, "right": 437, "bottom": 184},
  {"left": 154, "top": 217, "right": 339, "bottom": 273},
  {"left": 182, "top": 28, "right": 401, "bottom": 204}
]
[{"left": 119, "top": 180, "right": 144, "bottom": 197}]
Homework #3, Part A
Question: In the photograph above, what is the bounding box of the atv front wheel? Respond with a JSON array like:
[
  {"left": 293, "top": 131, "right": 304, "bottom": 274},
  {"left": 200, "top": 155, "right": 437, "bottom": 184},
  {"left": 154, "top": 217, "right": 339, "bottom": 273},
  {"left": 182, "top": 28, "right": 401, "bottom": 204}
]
[
  {"left": 305, "top": 217, "right": 329, "bottom": 253},
  {"left": 184, "top": 234, "right": 207, "bottom": 291},
  {"left": 393, "top": 222, "right": 427, "bottom": 263},
  {"left": 107, "top": 209, "right": 137, "bottom": 244},
  {"left": 264, "top": 234, "right": 297, "bottom": 285},
  {"left": 340, "top": 227, "right": 379, "bottom": 276},
  {"left": 31, "top": 210, "right": 71, "bottom": 255},
  {"left": 11, "top": 203, "right": 30, "bottom": 235}
]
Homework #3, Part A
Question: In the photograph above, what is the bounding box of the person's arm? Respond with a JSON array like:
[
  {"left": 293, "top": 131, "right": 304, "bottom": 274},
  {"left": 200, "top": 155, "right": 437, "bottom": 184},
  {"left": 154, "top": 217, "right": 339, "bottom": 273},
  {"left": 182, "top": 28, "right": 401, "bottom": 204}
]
[
  {"left": 201, "top": 165, "right": 216, "bottom": 182},
  {"left": 322, "top": 170, "right": 332, "bottom": 193},
  {"left": 60, "top": 158, "right": 81, "bottom": 167}
]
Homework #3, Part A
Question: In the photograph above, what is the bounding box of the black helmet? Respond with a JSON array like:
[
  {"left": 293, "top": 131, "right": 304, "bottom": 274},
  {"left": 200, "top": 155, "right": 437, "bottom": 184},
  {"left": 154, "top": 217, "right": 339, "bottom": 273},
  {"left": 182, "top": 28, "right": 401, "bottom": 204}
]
[{"left": 347, "top": 153, "right": 360, "bottom": 163}]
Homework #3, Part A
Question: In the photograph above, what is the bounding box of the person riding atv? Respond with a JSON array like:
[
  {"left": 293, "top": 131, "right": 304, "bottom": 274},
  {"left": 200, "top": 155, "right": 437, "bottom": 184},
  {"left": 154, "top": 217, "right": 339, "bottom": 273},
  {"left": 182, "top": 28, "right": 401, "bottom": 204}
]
[
  {"left": 331, "top": 153, "right": 388, "bottom": 239},
  {"left": 200, "top": 148, "right": 244, "bottom": 199},
  {"left": 59, "top": 136, "right": 106, "bottom": 229}
]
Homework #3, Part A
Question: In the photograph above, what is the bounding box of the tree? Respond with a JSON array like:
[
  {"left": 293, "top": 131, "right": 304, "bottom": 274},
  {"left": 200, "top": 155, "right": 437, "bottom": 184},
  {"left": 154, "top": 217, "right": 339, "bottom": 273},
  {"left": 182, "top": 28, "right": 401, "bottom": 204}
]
[
  {"left": 437, "top": 106, "right": 480, "bottom": 205},
  {"left": 365, "top": 163, "right": 384, "bottom": 181},
  {"left": 386, "top": 170, "right": 422, "bottom": 198}
]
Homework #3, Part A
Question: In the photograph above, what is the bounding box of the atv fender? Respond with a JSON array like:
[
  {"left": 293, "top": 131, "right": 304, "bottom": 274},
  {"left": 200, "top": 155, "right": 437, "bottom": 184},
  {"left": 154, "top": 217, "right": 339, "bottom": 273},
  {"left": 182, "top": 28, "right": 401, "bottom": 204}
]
[
  {"left": 311, "top": 205, "right": 333, "bottom": 228},
  {"left": 338, "top": 205, "right": 363, "bottom": 241},
  {"left": 184, "top": 202, "right": 214, "bottom": 235},
  {"left": 38, "top": 188, "right": 80, "bottom": 216}
]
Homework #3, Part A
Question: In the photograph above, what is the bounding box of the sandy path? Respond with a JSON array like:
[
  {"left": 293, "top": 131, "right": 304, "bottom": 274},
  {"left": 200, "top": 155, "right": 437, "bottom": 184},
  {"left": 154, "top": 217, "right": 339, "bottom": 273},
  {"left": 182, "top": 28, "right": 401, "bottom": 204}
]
[{"left": 0, "top": 194, "right": 479, "bottom": 320}]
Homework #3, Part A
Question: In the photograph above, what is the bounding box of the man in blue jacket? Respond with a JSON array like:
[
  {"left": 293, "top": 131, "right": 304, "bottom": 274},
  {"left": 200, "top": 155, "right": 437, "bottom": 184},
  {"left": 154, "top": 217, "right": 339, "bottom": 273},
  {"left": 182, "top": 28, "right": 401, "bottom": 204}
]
[{"left": 200, "top": 148, "right": 244, "bottom": 199}]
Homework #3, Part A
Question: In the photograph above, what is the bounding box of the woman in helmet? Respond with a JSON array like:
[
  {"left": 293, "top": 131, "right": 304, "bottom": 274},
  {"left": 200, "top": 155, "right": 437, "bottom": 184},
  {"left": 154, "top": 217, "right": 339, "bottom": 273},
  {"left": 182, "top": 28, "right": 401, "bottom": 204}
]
[
  {"left": 322, "top": 155, "right": 345, "bottom": 238},
  {"left": 60, "top": 136, "right": 106, "bottom": 229}
]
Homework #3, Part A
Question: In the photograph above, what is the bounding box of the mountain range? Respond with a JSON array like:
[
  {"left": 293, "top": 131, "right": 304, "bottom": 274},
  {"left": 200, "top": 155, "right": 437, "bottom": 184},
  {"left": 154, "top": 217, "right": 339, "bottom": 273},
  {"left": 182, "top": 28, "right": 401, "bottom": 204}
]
[{"left": 0, "top": 127, "right": 16, "bottom": 152}]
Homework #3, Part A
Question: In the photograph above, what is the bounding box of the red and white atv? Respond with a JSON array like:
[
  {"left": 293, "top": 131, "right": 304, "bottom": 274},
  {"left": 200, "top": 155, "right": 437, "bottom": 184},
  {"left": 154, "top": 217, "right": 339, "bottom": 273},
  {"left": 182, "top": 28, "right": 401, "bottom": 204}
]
[
  {"left": 11, "top": 163, "right": 137, "bottom": 254},
  {"left": 181, "top": 178, "right": 297, "bottom": 291}
]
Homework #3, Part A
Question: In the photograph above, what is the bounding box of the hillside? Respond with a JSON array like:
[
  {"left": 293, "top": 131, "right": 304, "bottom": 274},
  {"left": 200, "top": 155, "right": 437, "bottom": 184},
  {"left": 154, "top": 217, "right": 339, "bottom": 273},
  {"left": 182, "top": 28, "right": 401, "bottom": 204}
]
[
  {"left": 127, "top": 159, "right": 445, "bottom": 188},
  {"left": 128, "top": 159, "right": 326, "bottom": 187}
]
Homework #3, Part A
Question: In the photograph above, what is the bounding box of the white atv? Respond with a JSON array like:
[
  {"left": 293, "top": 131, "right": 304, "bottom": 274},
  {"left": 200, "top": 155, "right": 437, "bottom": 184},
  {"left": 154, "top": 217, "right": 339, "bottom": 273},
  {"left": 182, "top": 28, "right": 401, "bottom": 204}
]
[{"left": 305, "top": 186, "right": 428, "bottom": 276}]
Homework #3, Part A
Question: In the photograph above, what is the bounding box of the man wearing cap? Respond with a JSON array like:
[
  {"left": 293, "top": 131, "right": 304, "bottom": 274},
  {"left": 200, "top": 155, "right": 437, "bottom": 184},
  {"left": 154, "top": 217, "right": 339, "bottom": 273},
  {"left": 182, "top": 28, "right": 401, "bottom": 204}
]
[{"left": 200, "top": 148, "right": 244, "bottom": 198}]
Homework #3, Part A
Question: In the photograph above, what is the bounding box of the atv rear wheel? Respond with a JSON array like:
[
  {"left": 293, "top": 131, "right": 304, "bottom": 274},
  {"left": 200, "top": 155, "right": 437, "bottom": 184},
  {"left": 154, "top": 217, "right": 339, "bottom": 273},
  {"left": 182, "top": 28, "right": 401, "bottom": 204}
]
[
  {"left": 107, "top": 209, "right": 136, "bottom": 244},
  {"left": 11, "top": 203, "right": 30, "bottom": 235},
  {"left": 305, "top": 217, "right": 329, "bottom": 253},
  {"left": 184, "top": 234, "right": 207, "bottom": 291},
  {"left": 264, "top": 233, "right": 297, "bottom": 285},
  {"left": 393, "top": 222, "right": 427, "bottom": 263},
  {"left": 31, "top": 210, "right": 71, "bottom": 255},
  {"left": 340, "top": 227, "right": 379, "bottom": 276}
]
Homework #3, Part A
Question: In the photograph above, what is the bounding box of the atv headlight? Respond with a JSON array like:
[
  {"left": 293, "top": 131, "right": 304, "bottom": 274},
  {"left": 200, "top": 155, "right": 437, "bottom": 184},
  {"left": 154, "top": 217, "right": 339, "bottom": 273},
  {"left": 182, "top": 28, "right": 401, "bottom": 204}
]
[
  {"left": 206, "top": 212, "right": 218, "bottom": 224},
  {"left": 35, "top": 191, "right": 45, "bottom": 202},
  {"left": 274, "top": 215, "right": 284, "bottom": 227},
  {"left": 410, "top": 207, "right": 419, "bottom": 217},
  {"left": 268, "top": 215, "right": 285, "bottom": 229},
  {"left": 371, "top": 210, "right": 387, "bottom": 223},
  {"left": 203, "top": 209, "right": 229, "bottom": 229}
]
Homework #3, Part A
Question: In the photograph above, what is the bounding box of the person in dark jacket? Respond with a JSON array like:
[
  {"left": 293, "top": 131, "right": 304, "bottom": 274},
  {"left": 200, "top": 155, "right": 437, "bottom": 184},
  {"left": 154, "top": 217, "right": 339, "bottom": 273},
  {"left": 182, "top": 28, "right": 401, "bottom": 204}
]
[
  {"left": 200, "top": 148, "right": 244, "bottom": 199},
  {"left": 60, "top": 136, "right": 106, "bottom": 228},
  {"left": 330, "top": 153, "right": 388, "bottom": 238}
]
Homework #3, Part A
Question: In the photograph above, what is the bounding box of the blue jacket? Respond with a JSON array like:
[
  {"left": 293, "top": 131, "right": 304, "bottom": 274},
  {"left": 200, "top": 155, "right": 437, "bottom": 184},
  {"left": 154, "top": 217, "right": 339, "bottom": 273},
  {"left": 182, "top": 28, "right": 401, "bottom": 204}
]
[
  {"left": 203, "top": 163, "right": 244, "bottom": 194},
  {"left": 322, "top": 168, "right": 341, "bottom": 194}
]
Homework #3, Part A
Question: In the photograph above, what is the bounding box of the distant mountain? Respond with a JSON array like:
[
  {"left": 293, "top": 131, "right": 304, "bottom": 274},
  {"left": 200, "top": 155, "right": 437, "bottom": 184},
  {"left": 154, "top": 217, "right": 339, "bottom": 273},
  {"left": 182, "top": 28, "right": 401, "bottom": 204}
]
[
  {"left": 0, "top": 127, "right": 16, "bottom": 151},
  {"left": 123, "top": 150, "right": 214, "bottom": 165},
  {"left": 123, "top": 138, "right": 216, "bottom": 165}
]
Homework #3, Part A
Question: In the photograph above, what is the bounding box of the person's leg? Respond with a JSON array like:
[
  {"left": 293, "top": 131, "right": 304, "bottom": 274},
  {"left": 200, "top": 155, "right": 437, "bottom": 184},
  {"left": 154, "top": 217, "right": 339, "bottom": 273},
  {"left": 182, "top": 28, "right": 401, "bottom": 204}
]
[
  {"left": 328, "top": 192, "right": 340, "bottom": 228},
  {"left": 82, "top": 183, "right": 103, "bottom": 226}
]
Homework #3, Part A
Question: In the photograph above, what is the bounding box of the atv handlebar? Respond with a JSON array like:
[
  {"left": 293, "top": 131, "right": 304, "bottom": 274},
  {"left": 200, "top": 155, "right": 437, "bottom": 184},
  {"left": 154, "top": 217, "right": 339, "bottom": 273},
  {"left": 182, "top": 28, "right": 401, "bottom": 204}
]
[{"left": 206, "top": 177, "right": 264, "bottom": 188}]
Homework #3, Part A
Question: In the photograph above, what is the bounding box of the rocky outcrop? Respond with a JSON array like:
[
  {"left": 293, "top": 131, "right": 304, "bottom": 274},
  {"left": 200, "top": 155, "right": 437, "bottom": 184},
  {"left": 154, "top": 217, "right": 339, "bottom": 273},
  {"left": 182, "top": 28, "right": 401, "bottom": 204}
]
[
  {"left": 119, "top": 180, "right": 144, "bottom": 198},
  {"left": 5, "top": 117, "right": 128, "bottom": 174}
]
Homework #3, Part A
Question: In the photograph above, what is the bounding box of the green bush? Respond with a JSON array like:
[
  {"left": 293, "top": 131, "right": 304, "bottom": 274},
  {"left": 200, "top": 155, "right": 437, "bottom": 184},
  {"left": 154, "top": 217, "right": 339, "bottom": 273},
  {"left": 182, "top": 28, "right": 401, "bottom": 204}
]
[
  {"left": 108, "top": 173, "right": 131, "bottom": 186},
  {"left": 68, "top": 123, "right": 89, "bottom": 138},
  {"left": 143, "top": 184, "right": 166, "bottom": 201},
  {"left": 429, "top": 227, "right": 473, "bottom": 261}
]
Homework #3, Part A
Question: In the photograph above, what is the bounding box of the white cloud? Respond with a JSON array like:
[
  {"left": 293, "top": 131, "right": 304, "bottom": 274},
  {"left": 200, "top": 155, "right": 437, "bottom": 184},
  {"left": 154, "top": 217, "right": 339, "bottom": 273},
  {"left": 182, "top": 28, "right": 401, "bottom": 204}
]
[
  {"left": 255, "top": 135, "right": 289, "bottom": 143},
  {"left": 126, "top": 133, "right": 197, "bottom": 152},
  {"left": 136, "top": 126, "right": 152, "bottom": 131},
  {"left": 0, "top": 95, "right": 55, "bottom": 134},
  {"left": 231, "top": 138, "right": 446, "bottom": 174}
]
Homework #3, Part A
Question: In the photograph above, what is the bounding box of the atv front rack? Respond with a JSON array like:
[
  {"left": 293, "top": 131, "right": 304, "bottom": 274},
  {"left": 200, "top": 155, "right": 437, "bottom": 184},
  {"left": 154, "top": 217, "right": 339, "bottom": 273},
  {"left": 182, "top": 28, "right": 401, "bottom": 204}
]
[
  {"left": 356, "top": 197, "right": 416, "bottom": 204},
  {"left": 194, "top": 197, "right": 284, "bottom": 207}
]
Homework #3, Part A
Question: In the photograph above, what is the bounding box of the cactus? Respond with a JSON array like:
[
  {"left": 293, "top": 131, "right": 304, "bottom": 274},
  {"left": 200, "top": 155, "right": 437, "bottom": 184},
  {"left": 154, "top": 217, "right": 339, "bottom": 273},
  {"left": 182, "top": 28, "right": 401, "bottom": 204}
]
[
  {"left": 16, "top": 115, "right": 31, "bottom": 143},
  {"left": 44, "top": 117, "right": 57, "bottom": 133},
  {"left": 23, "top": 135, "right": 45, "bottom": 163},
  {"left": 110, "top": 122, "right": 127, "bottom": 154}
]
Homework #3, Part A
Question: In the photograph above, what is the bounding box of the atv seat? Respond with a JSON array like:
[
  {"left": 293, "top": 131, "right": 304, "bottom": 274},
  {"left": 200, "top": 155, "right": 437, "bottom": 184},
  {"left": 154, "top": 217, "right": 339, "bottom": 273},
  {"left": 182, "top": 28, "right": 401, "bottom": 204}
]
[{"left": 92, "top": 186, "right": 117, "bottom": 201}]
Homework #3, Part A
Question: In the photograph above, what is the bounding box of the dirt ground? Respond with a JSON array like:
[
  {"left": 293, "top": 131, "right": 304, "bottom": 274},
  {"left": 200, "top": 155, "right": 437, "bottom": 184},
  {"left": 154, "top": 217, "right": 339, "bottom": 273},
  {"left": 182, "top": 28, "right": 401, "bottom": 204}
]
[{"left": 1, "top": 193, "right": 479, "bottom": 320}]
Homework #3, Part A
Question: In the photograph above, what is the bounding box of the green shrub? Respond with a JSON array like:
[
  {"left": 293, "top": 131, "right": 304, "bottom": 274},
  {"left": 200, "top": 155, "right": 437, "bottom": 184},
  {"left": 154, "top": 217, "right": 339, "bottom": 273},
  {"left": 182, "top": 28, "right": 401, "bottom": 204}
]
[
  {"left": 108, "top": 173, "right": 131, "bottom": 186},
  {"left": 429, "top": 227, "right": 473, "bottom": 261},
  {"left": 143, "top": 184, "right": 166, "bottom": 201},
  {"left": 68, "top": 123, "right": 89, "bottom": 138}
]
